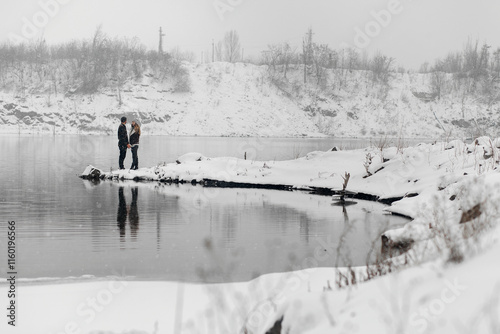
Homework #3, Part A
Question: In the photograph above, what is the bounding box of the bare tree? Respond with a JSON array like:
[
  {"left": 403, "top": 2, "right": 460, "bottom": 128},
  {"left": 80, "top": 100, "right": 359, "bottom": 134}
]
[
  {"left": 0, "top": 28, "right": 197, "bottom": 95},
  {"left": 110, "top": 37, "right": 129, "bottom": 106},
  {"left": 302, "top": 27, "right": 313, "bottom": 83},
  {"left": 346, "top": 47, "right": 360, "bottom": 71},
  {"left": 370, "top": 52, "right": 394, "bottom": 84},
  {"left": 419, "top": 61, "right": 430, "bottom": 73},
  {"left": 311, "top": 43, "right": 331, "bottom": 87},
  {"left": 214, "top": 41, "right": 223, "bottom": 61},
  {"left": 263, "top": 42, "right": 297, "bottom": 78},
  {"left": 431, "top": 60, "right": 447, "bottom": 100},
  {"left": 170, "top": 46, "right": 195, "bottom": 63},
  {"left": 80, "top": 25, "right": 110, "bottom": 93},
  {"left": 262, "top": 44, "right": 281, "bottom": 73},
  {"left": 128, "top": 37, "right": 146, "bottom": 78},
  {"left": 281, "top": 42, "right": 295, "bottom": 79},
  {"left": 461, "top": 39, "right": 490, "bottom": 92},
  {"left": 359, "top": 50, "right": 370, "bottom": 70},
  {"left": 441, "top": 52, "right": 462, "bottom": 73},
  {"left": 31, "top": 38, "right": 49, "bottom": 82},
  {"left": 222, "top": 30, "right": 241, "bottom": 63},
  {"left": 491, "top": 48, "right": 500, "bottom": 79}
]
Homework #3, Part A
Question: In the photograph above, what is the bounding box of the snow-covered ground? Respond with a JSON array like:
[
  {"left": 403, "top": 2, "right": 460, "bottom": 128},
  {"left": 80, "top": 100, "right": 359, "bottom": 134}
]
[
  {"left": 2, "top": 235, "right": 500, "bottom": 334},
  {"left": 1, "top": 62, "right": 499, "bottom": 138},
  {"left": 2, "top": 138, "right": 500, "bottom": 334}
]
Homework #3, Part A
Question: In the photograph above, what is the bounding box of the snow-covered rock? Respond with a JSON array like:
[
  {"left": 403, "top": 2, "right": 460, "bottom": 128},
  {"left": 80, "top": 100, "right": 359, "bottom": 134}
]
[{"left": 175, "top": 152, "right": 208, "bottom": 164}]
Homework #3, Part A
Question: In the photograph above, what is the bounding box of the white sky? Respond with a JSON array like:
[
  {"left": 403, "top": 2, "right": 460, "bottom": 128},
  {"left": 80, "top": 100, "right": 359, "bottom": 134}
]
[{"left": 1, "top": 0, "right": 500, "bottom": 69}]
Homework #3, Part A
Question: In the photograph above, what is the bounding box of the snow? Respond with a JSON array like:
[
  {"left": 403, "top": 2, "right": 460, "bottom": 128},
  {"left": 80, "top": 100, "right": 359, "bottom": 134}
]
[
  {"left": 1, "top": 63, "right": 500, "bottom": 138},
  {"left": 82, "top": 137, "right": 497, "bottom": 200},
  {"left": 273, "top": 237, "right": 500, "bottom": 334},
  {"left": 2, "top": 268, "right": 334, "bottom": 334},
  {"left": 81, "top": 165, "right": 95, "bottom": 176},
  {"left": 175, "top": 152, "right": 208, "bottom": 164},
  {"left": 2, "top": 138, "right": 500, "bottom": 333},
  {"left": 2, "top": 233, "right": 500, "bottom": 333}
]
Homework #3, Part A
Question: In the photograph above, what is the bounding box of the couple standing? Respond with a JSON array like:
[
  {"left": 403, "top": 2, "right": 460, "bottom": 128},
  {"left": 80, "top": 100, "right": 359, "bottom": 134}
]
[{"left": 118, "top": 116, "right": 141, "bottom": 170}]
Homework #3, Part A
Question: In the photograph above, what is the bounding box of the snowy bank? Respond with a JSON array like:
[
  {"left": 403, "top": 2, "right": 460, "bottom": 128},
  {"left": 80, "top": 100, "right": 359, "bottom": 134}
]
[
  {"left": 266, "top": 227, "right": 500, "bottom": 334},
  {"left": 2, "top": 230, "right": 500, "bottom": 334},
  {"left": 2, "top": 62, "right": 500, "bottom": 138},
  {"left": 82, "top": 137, "right": 499, "bottom": 201}
]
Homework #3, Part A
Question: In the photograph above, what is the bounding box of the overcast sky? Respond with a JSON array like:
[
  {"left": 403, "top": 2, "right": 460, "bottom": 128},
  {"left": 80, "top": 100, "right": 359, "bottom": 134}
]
[{"left": 1, "top": 0, "right": 499, "bottom": 69}]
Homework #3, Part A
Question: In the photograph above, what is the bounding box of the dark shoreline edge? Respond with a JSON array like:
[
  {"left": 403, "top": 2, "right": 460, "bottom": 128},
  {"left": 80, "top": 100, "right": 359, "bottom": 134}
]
[{"left": 80, "top": 173, "right": 413, "bottom": 219}]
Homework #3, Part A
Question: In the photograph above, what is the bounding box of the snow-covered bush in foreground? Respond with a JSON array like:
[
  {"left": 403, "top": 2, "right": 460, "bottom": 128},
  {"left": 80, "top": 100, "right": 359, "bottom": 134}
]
[
  {"left": 263, "top": 177, "right": 500, "bottom": 334},
  {"left": 416, "top": 176, "right": 500, "bottom": 264}
]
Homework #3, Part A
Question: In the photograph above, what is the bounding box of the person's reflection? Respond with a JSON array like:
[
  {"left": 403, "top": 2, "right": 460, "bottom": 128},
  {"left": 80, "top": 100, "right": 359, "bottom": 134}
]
[
  {"left": 116, "top": 186, "right": 140, "bottom": 243},
  {"left": 117, "top": 187, "right": 127, "bottom": 242},
  {"left": 129, "top": 187, "right": 139, "bottom": 239}
]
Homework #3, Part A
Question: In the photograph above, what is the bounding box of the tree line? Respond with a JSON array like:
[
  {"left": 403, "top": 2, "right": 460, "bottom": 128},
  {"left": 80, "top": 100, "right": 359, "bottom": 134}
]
[
  {"left": 0, "top": 26, "right": 193, "bottom": 96},
  {"left": 260, "top": 30, "right": 499, "bottom": 103},
  {"left": 0, "top": 27, "right": 498, "bottom": 104},
  {"left": 419, "top": 39, "right": 500, "bottom": 103}
]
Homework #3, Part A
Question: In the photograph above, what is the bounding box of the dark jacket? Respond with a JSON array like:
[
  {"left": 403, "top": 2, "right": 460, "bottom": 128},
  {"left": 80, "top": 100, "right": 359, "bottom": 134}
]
[
  {"left": 130, "top": 129, "right": 140, "bottom": 146},
  {"left": 118, "top": 123, "right": 129, "bottom": 148}
]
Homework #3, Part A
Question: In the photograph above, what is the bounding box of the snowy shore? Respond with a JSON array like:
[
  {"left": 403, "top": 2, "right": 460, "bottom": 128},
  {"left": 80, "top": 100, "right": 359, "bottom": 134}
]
[
  {"left": 82, "top": 137, "right": 500, "bottom": 211},
  {"left": 2, "top": 138, "right": 500, "bottom": 334}
]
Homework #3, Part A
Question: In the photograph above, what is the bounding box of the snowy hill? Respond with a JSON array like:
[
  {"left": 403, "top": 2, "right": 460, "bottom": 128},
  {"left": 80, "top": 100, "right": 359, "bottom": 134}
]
[{"left": 0, "top": 62, "right": 498, "bottom": 138}]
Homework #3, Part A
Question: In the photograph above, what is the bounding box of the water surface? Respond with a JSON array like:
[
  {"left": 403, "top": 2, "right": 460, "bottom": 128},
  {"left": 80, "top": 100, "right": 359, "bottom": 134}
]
[{"left": 0, "top": 135, "right": 409, "bottom": 282}]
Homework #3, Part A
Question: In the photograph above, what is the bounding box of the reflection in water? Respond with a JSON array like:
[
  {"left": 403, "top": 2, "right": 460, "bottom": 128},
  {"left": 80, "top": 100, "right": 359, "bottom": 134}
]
[
  {"left": 129, "top": 187, "right": 140, "bottom": 239},
  {"left": 117, "top": 187, "right": 127, "bottom": 241},
  {"left": 342, "top": 205, "right": 350, "bottom": 224},
  {"left": 6, "top": 178, "right": 410, "bottom": 282},
  {"left": 299, "top": 214, "right": 310, "bottom": 244},
  {"left": 156, "top": 211, "right": 161, "bottom": 252},
  {"left": 1, "top": 135, "right": 417, "bottom": 282},
  {"left": 334, "top": 204, "right": 354, "bottom": 267},
  {"left": 116, "top": 186, "right": 140, "bottom": 242}
]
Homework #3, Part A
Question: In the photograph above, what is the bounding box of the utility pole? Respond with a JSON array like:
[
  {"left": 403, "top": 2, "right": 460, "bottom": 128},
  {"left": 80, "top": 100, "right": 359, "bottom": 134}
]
[
  {"left": 303, "top": 38, "right": 307, "bottom": 84},
  {"left": 308, "top": 28, "right": 313, "bottom": 53},
  {"left": 158, "top": 27, "right": 165, "bottom": 54},
  {"left": 212, "top": 39, "right": 215, "bottom": 62},
  {"left": 303, "top": 27, "right": 313, "bottom": 84}
]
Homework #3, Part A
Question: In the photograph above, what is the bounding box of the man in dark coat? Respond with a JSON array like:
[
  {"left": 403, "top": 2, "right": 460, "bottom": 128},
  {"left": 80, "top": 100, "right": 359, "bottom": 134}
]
[{"left": 118, "top": 116, "right": 130, "bottom": 169}]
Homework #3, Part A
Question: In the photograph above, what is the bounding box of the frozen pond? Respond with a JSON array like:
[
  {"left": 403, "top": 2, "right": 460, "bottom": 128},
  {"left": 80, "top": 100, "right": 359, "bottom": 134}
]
[{"left": 0, "top": 135, "right": 410, "bottom": 282}]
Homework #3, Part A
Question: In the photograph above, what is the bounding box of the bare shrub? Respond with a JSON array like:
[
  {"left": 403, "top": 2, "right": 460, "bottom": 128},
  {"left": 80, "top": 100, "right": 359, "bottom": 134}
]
[
  {"left": 363, "top": 153, "right": 373, "bottom": 176},
  {"left": 419, "top": 177, "right": 500, "bottom": 264},
  {"left": 375, "top": 135, "right": 389, "bottom": 162},
  {"left": 223, "top": 30, "right": 241, "bottom": 63},
  {"left": 173, "top": 63, "right": 191, "bottom": 93},
  {"left": 370, "top": 52, "right": 394, "bottom": 84}
]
